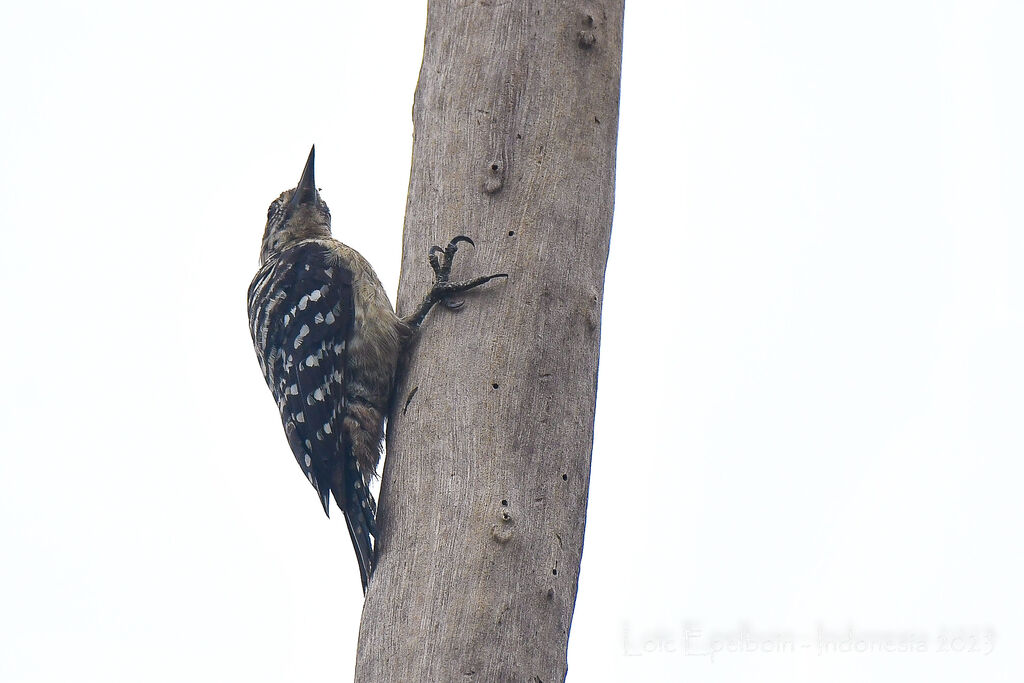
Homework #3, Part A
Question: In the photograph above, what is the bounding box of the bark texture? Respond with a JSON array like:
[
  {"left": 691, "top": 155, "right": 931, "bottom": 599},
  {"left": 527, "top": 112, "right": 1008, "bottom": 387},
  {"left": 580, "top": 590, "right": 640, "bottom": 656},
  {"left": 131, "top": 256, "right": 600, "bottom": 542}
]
[{"left": 355, "top": 1, "right": 623, "bottom": 680}]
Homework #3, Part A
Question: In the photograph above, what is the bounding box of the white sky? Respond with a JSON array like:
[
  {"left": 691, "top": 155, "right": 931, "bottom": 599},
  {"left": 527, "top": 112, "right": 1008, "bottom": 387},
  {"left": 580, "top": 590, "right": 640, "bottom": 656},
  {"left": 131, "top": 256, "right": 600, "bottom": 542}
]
[{"left": 2, "top": 1, "right": 1022, "bottom": 681}]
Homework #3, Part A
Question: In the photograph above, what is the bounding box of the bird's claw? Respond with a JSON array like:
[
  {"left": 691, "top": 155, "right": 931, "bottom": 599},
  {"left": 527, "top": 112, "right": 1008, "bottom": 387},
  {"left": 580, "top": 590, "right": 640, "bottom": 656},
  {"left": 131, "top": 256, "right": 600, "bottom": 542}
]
[
  {"left": 404, "top": 236, "right": 508, "bottom": 329},
  {"left": 425, "top": 236, "right": 505, "bottom": 309},
  {"left": 447, "top": 235, "right": 475, "bottom": 249},
  {"left": 428, "top": 236, "right": 476, "bottom": 284},
  {"left": 443, "top": 298, "right": 465, "bottom": 310}
]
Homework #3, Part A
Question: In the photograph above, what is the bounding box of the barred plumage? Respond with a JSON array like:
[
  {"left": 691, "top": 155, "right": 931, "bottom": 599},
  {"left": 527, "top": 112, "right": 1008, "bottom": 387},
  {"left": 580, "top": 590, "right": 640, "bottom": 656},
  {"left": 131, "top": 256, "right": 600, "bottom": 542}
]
[{"left": 247, "top": 146, "right": 506, "bottom": 594}]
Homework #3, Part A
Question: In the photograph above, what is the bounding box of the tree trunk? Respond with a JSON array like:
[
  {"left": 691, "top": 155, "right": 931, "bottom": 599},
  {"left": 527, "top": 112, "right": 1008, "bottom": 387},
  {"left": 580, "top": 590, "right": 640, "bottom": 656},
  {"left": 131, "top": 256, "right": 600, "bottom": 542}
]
[{"left": 355, "top": 1, "right": 623, "bottom": 680}]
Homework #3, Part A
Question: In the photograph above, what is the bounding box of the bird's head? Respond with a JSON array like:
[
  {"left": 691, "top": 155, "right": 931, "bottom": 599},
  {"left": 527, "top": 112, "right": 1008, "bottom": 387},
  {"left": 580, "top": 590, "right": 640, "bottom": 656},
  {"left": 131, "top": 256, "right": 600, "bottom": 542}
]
[{"left": 260, "top": 145, "right": 332, "bottom": 264}]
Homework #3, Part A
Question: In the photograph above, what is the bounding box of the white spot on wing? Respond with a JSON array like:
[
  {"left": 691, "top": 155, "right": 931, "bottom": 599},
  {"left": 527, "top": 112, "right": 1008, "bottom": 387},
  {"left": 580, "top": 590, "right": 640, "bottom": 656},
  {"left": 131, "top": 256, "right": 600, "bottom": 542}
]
[
  {"left": 305, "top": 454, "right": 311, "bottom": 468},
  {"left": 294, "top": 324, "right": 310, "bottom": 349}
]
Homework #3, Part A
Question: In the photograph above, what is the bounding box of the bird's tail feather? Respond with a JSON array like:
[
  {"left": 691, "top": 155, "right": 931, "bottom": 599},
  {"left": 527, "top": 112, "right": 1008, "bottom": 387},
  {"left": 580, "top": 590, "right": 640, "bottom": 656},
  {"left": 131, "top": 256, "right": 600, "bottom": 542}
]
[{"left": 331, "top": 459, "right": 376, "bottom": 594}]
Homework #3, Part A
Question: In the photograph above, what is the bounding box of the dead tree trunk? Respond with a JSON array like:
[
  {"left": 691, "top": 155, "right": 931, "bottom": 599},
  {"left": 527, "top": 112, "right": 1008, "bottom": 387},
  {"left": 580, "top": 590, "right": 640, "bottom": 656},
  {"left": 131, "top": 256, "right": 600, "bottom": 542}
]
[{"left": 355, "top": 1, "right": 623, "bottom": 680}]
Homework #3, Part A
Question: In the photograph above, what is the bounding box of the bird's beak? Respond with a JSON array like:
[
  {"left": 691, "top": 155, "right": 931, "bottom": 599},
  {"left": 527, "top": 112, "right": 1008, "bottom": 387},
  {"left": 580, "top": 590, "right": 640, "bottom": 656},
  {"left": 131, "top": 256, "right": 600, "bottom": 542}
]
[{"left": 290, "top": 145, "right": 318, "bottom": 209}]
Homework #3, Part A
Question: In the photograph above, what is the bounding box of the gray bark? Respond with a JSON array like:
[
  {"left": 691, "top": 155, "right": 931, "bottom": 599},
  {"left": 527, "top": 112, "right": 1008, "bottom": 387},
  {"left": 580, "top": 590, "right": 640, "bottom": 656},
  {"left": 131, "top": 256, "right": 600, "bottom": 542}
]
[{"left": 355, "top": 1, "right": 623, "bottom": 680}]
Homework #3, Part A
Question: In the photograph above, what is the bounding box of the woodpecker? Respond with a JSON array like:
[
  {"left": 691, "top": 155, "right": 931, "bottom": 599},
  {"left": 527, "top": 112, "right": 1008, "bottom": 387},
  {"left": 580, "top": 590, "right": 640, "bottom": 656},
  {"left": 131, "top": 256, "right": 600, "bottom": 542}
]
[{"left": 247, "top": 146, "right": 505, "bottom": 593}]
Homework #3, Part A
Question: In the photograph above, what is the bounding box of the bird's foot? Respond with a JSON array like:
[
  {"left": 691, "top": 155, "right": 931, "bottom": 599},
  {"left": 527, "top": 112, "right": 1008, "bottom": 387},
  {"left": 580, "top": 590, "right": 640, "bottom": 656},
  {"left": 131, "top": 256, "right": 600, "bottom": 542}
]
[
  {"left": 404, "top": 236, "right": 507, "bottom": 329},
  {"left": 427, "top": 236, "right": 507, "bottom": 310}
]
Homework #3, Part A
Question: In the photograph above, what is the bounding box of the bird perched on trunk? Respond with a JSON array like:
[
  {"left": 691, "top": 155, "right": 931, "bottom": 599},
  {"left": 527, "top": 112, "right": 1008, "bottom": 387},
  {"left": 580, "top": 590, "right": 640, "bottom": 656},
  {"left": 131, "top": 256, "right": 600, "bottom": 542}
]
[{"left": 247, "top": 146, "right": 505, "bottom": 593}]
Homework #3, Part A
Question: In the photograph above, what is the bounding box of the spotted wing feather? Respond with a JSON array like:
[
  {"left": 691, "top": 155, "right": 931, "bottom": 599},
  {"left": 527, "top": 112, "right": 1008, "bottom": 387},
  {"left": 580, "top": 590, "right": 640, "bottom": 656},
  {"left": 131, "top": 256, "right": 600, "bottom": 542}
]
[{"left": 247, "top": 242, "right": 353, "bottom": 514}]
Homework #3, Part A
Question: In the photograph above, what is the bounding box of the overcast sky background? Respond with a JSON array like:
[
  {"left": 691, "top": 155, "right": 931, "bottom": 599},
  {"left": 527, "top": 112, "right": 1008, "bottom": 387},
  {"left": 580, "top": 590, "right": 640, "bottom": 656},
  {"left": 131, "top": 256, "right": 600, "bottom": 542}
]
[{"left": 2, "top": 1, "right": 1022, "bottom": 681}]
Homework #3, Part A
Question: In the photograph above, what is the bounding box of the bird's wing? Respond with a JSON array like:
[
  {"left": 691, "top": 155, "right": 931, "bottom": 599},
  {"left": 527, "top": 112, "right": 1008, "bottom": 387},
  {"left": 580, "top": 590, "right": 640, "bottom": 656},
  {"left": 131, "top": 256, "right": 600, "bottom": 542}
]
[{"left": 247, "top": 241, "right": 354, "bottom": 514}]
